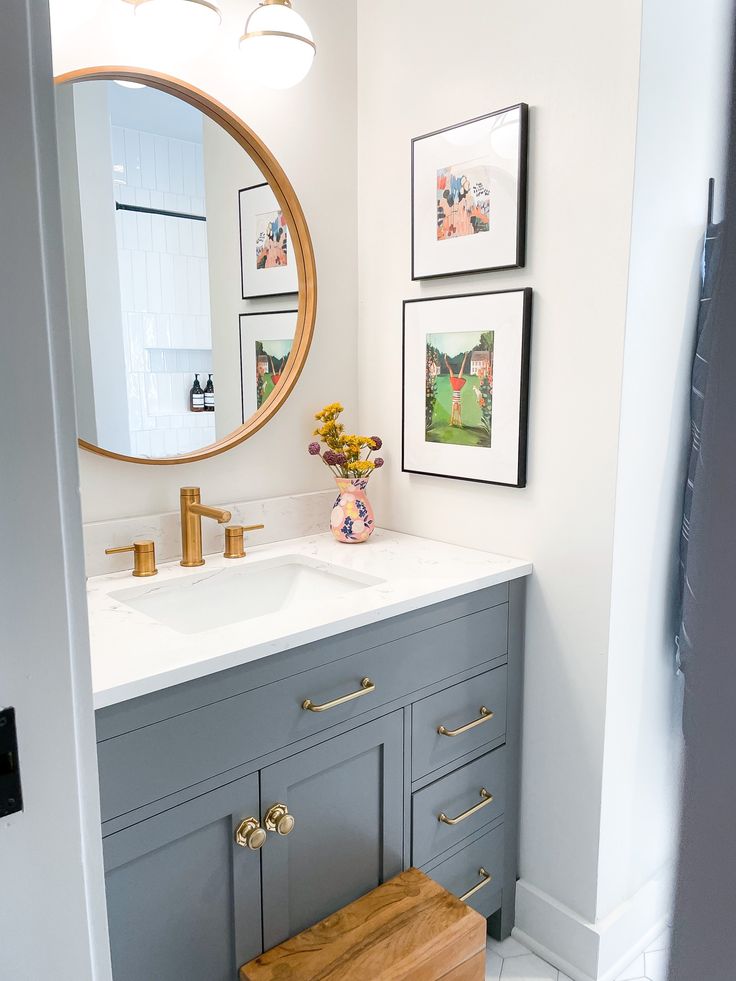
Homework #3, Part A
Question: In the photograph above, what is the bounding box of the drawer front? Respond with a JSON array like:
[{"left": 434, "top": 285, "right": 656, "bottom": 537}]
[
  {"left": 98, "top": 603, "right": 508, "bottom": 822},
  {"left": 425, "top": 824, "right": 505, "bottom": 918},
  {"left": 412, "top": 747, "right": 506, "bottom": 867},
  {"left": 412, "top": 666, "right": 508, "bottom": 780}
]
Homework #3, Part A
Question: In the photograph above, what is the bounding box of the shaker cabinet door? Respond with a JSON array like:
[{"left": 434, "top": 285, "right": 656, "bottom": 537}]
[
  {"left": 260, "top": 711, "right": 404, "bottom": 950},
  {"left": 103, "top": 772, "right": 262, "bottom": 981}
]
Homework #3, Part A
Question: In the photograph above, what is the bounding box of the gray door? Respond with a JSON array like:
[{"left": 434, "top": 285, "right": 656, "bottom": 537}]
[
  {"left": 261, "top": 712, "right": 404, "bottom": 949},
  {"left": 103, "top": 772, "right": 262, "bottom": 981}
]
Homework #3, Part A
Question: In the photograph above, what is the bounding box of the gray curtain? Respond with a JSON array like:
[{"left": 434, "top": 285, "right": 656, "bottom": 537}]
[
  {"left": 669, "top": 40, "right": 736, "bottom": 977},
  {"left": 677, "top": 214, "right": 722, "bottom": 691}
]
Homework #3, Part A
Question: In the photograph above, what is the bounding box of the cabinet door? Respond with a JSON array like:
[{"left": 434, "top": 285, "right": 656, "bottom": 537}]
[
  {"left": 261, "top": 712, "right": 404, "bottom": 949},
  {"left": 103, "top": 772, "right": 261, "bottom": 981}
]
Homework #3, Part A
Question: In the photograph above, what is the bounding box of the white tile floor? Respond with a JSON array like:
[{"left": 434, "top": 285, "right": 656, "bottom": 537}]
[{"left": 486, "top": 928, "right": 671, "bottom": 981}]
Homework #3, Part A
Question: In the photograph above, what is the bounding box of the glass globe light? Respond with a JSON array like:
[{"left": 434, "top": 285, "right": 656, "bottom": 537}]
[{"left": 240, "top": 0, "right": 316, "bottom": 90}]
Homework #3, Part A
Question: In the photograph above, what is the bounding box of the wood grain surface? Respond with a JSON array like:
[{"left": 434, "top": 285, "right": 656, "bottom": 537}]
[{"left": 240, "top": 867, "right": 486, "bottom": 980}]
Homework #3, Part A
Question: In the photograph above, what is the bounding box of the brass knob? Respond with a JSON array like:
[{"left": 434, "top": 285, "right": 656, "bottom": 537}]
[
  {"left": 264, "top": 803, "right": 295, "bottom": 837},
  {"left": 235, "top": 817, "right": 267, "bottom": 850},
  {"left": 224, "top": 526, "right": 246, "bottom": 559},
  {"left": 105, "top": 540, "right": 158, "bottom": 577},
  {"left": 224, "top": 523, "right": 265, "bottom": 559}
]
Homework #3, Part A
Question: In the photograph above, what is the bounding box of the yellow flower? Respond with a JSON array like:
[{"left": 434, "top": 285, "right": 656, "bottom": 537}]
[
  {"left": 314, "top": 402, "right": 344, "bottom": 423},
  {"left": 347, "top": 460, "right": 376, "bottom": 475}
]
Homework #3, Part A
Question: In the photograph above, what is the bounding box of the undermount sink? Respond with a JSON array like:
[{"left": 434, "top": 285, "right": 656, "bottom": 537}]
[{"left": 108, "top": 555, "right": 384, "bottom": 635}]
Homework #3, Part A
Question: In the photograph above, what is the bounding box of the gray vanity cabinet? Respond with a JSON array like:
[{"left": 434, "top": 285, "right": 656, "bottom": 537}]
[
  {"left": 95, "top": 580, "right": 525, "bottom": 979},
  {"left": 102, "top": 772, "right": 262, "bottom": 981},
  {"left": 260, "top": 712, "right": 404, "bottom": 949}
]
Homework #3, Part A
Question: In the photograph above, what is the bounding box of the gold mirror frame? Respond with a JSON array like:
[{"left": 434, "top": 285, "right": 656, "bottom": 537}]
[{"left": 54, "top": 66, "right": 317, "bottom": 465}]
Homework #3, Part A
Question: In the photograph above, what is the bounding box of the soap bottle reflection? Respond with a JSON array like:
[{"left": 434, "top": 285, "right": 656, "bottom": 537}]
[
  {"left": 204, "top": 374, "right": 215, "bottom": 412},
  {"left": 190, "top": 374, "right": 205, "bottom": 413}
]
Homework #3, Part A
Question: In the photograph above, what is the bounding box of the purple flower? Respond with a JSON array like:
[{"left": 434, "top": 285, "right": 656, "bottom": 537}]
[
  {"left": 308, "top": 441, "right": 321, "bottom": 455},
  {"left": 371, "top": 436, "right": 383, "bottom": 450},
  {"left": 323, "top": 450, "right": 338, "bottom": 465},
  {"left": 375, "top": 457, "right": 385, "bottom": 468},
  {"left": 334, "top": 452, "right": 347, "bottom": 465}
]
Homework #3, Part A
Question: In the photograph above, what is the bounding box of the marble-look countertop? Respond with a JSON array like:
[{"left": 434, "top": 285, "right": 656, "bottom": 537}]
[{"left": 87, "top": 529, "right": 532, "bottom": 709}]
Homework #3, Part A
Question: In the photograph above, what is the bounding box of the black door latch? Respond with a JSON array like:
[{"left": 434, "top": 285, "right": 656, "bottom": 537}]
[{"left": 0, "top": 707, "right": 23, "bottom": 817}]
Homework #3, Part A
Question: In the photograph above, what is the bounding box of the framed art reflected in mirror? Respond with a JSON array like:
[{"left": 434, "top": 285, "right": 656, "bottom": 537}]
[
  {"left": 53, "top": 67, "right": 316, "bottom": 465},
  {"left": 239, "top": 183, "right": 298, "bottom": 299},
  {"left": 239, "top": 310, "right": 298, "bottom": 422}
]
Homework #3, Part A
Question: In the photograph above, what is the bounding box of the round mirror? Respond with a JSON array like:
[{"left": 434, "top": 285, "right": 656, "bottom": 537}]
[{"left": 53, "top": 68, "right": 316, "bottom": 464}]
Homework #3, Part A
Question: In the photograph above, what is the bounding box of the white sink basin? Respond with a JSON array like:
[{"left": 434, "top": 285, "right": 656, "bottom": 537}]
[{"left": 108, "top": 555, "right": 384, "bottom": 635}]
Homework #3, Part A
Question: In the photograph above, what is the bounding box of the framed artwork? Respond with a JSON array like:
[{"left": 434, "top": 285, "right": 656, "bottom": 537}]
[
  {"left": 239, "top": 310, "right": 298, "bottom": 421},
  {"left": 411, "top": 104, "right": 528, "bottom": 280},
  {"left": 239, "top": 182, "right": 298, "bottom": 299},
  {"left": 402, "top": 289, "right": 532, "bottom": 487}
]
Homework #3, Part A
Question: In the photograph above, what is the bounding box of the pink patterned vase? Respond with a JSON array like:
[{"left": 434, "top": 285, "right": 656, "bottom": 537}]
[{"left": 330, "top": 476, "right": 376, "bottom": 543}]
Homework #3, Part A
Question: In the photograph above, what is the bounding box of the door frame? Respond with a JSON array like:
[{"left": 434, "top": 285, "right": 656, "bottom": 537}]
[{"left": 0, "top": 1, "right": 110, "bottom": 977}]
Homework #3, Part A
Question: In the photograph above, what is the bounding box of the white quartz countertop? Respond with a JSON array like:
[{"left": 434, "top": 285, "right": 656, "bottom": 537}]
[{"left": 87, "top": 529, "right": 532, "bottom": 709}]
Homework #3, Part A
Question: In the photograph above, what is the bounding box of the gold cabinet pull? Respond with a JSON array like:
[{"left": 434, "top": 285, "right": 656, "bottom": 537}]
[
  {"left": 438, "top": 706, "right": 494, "bottom": 737},
  {"left": 460, "top": 867, "right": 492, "bottom": 902},
  {"left": 234, "top": 817, "right": 267, "bottom": 851},
  {"left": 264, "top": 802, "right": 295, "bottom": 837},
  {"left": 302, "top": 677, "right": 375, "bottom": 713},
  {"left": 438, "top": 788, "right": 494, "bottom": 826}
]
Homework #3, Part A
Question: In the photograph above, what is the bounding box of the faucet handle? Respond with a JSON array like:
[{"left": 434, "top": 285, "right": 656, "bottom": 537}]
[
  {"left": 224, "top": 524, "right": 265, "bottom": 560},
  {"left": 105, "top": 540, "right": 158, "bottom": 578}
]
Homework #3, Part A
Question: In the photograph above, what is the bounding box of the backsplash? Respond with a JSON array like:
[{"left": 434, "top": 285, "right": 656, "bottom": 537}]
[{"left": 84, "top": 489, "right": 335, "bottom": 578}]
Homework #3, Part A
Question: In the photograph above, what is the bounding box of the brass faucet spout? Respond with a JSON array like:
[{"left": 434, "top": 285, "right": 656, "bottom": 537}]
[{"left": 188, "top": 503, "right": 232, "bottom": 524}]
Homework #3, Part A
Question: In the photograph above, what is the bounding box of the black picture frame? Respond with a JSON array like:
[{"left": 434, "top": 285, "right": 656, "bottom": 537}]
[
  {"left": 411, "top": 104, "right": 529, "bottom": 281},
  {"left": 402, "top": 288, "right": 532, "bottom": 488},
  {"left": 238, "top": 182, "right": 298, "bottom": 300}
]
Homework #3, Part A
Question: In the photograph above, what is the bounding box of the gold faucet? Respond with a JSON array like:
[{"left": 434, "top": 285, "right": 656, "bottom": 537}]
[{"left": 180, "top": 487, "right": 232, "bottom": 567}]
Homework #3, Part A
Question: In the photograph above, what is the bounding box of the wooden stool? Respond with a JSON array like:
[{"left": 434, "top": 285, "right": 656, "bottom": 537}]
[{"left": 240, "top": 867, "right": 486, "bottom": 980}]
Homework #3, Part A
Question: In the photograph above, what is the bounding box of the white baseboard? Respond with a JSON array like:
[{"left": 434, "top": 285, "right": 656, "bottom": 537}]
[{"left": 513, "top": 867, "right": 673, "bottom": 981}]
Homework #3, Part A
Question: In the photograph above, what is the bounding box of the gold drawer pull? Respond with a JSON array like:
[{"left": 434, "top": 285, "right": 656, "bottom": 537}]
[
  {"left": 438, "top": 788, "right": 494, "bottom": 826},
  {"left": 438, "top": 706, "right": 494, "bottom": 737},
  {"left": 302, "top": 677, "right": 375, "bottom": 713},
  {"left": 460, "top": 867, "right": 492, "bottom": 902}
]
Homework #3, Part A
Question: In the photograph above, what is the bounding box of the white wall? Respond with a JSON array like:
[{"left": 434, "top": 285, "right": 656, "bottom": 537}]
[
  {"left": 357, "top": 0, "right": 642, "bottom": 924},
  {"left": 72, "top": 80, "right": 131, "bottom": 455},
  {"left": 597, "top": 0, "right": 732, "bottom": 921},
  {"left": 55, "top": 83, "right": 98, "bottom": 444},
  {"left": 50, "top": 0, "right": 357, "bottom": 521},
  {"left": 357, "top": 1, "right": 731, "bottom": 977}
]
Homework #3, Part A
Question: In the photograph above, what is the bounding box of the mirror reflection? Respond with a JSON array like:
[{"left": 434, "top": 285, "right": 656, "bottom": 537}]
[{"left": 55, "top": 79, "right": 299, "bottom": 460}]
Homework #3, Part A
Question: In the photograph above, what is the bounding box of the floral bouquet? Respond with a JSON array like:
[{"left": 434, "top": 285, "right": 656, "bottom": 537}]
[{"left": 307, "top": 403, "right": 384, "bottom": 543}]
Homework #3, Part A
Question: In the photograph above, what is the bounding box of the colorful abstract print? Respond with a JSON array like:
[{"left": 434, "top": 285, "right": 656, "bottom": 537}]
[
  {"left": 437, "top": 163, "right": 491, "bottom": 240},
  {"left": 255, "top": 210, "right": 289, "bottom": 269}
]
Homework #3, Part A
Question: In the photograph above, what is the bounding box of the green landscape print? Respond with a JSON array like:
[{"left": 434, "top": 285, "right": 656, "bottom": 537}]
[
  {"left": 256, "top": 339, "right": 291, "bottom": 409},
  {"left": 425, "top": 331, "right": 494, "bottom": 448}
]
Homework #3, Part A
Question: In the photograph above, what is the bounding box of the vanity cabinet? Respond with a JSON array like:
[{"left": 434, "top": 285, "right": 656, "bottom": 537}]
[
  {"left": 260, "top": 713, "right": 404, "bottom": 949},
  {"left": 95, "top": 580, "right": 525, "bottom": 980},
  {"left": 103, "top": 773, "right": 262, "bottom": 981}
]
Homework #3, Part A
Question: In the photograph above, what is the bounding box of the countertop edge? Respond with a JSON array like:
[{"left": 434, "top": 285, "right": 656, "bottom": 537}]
[{"left": 92, "top": 561, "right": 532, "bottom": 710}]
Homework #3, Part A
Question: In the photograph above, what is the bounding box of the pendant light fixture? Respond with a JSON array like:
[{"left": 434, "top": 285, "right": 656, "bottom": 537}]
[
  {"left": 124, "top": 0, "right": 222, "bottom": 42},
  {"left": 239, "top": 0, "right": 316, "bottom": 89}
]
